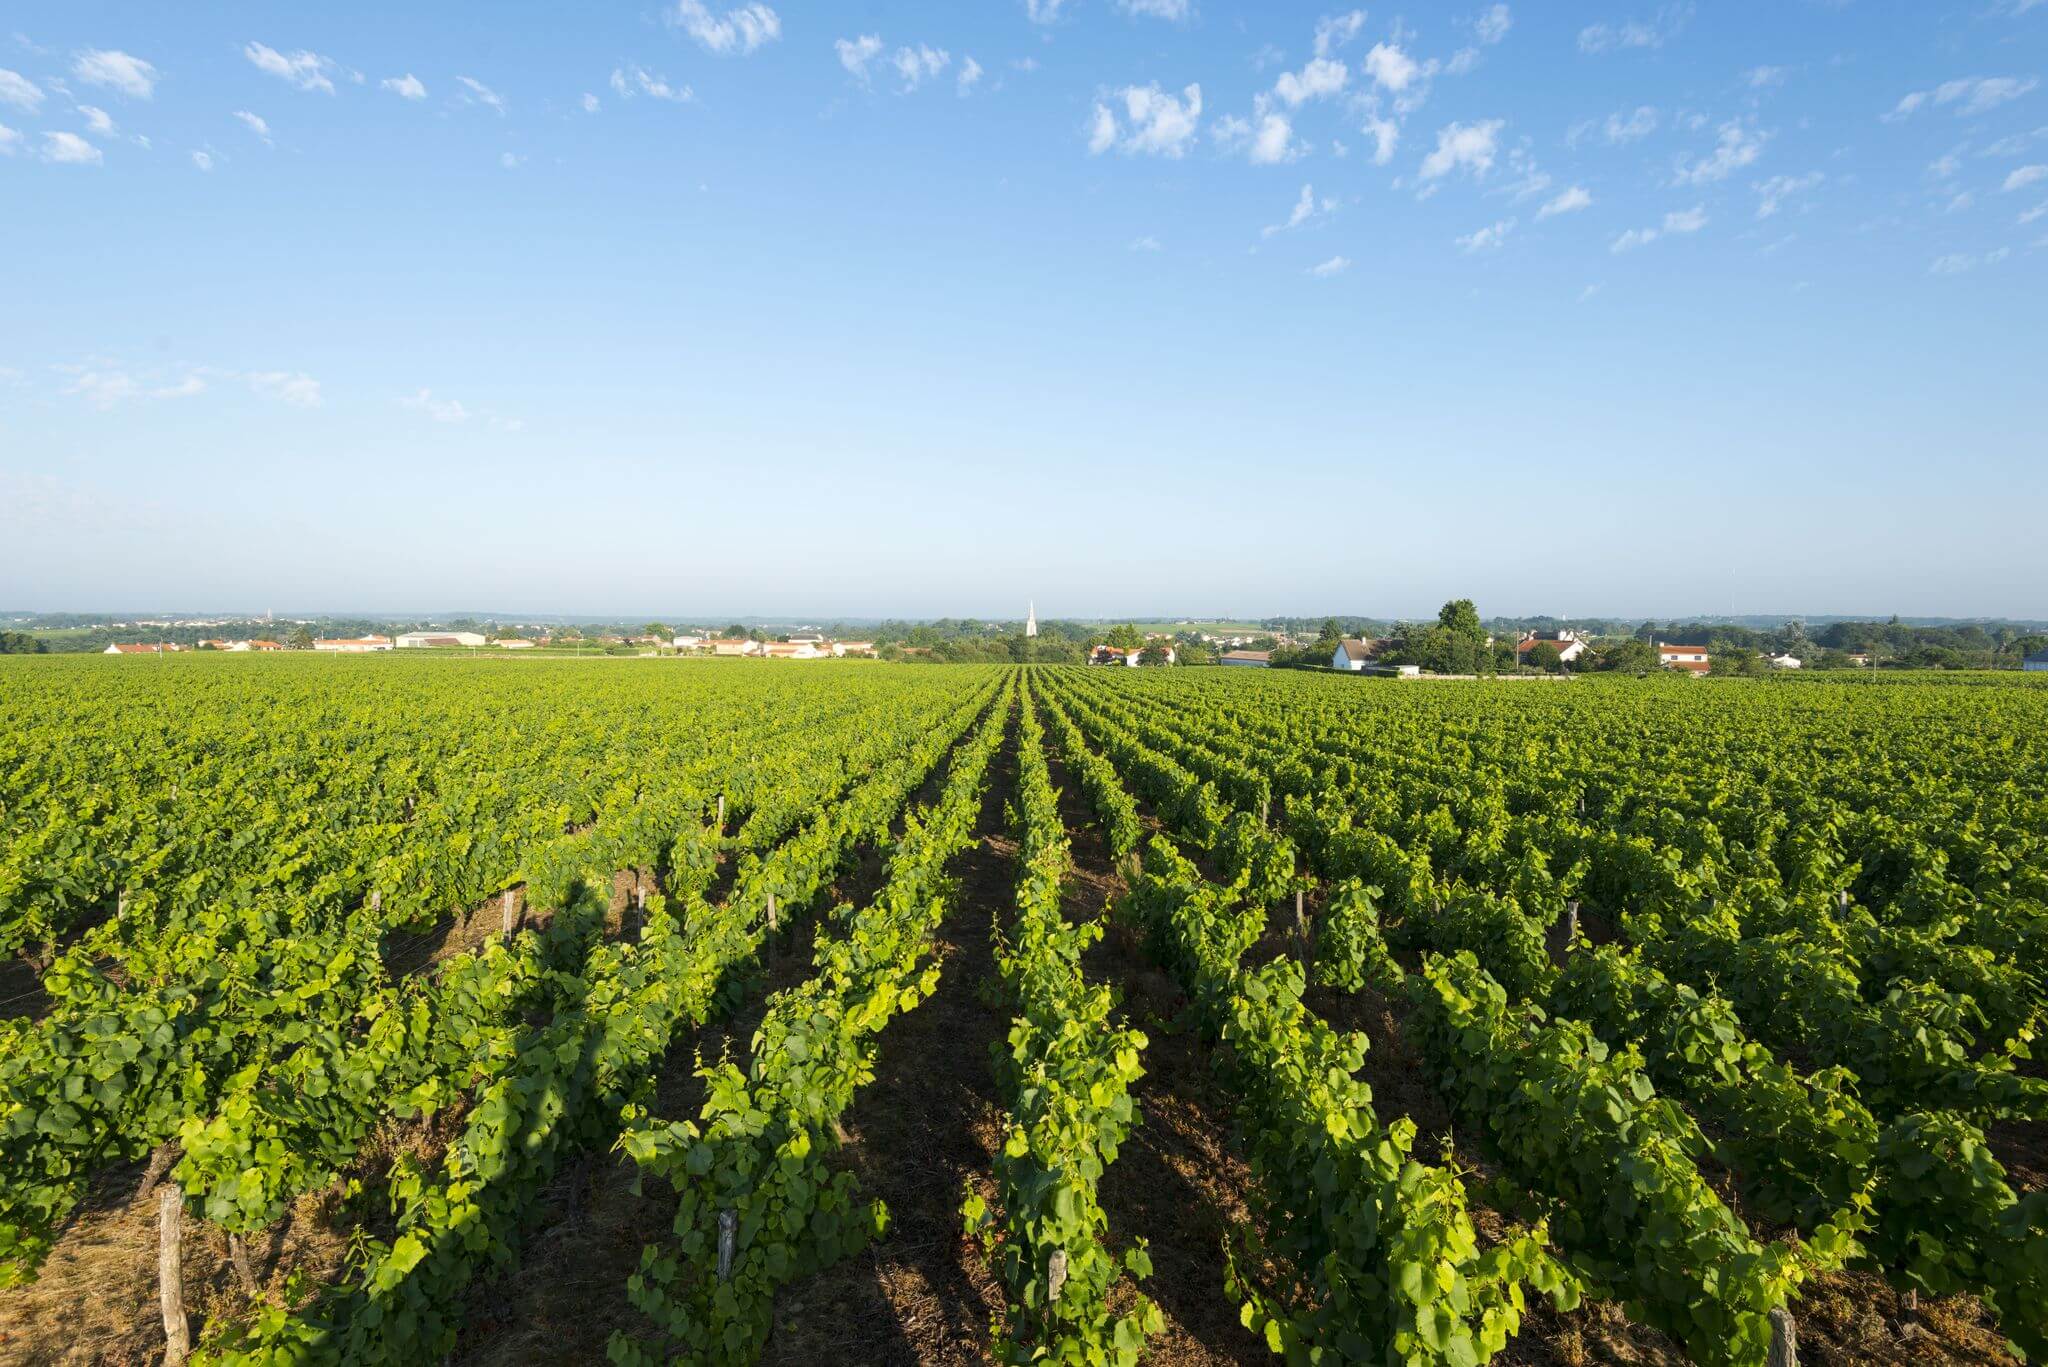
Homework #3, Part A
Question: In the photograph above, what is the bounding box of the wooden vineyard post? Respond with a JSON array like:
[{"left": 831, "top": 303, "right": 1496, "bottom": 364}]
[
  {"left": 1045, "top": 1245, "right": 1069, "bottom": 1338},
  {"left": 369, "top": 890, "right": 381, "bottom": 915},
  {"left": 1767, "top": 1307, "right": 1797, "bottom": 1367},
  {"left": 158, "top": 1185, "right": 190, "bottom": 1366},
  {"left": 633, "top": 884, "right": 646, "bottom": 939},
  {"left": 228, "top": 1231, "right": 257, "bottom": 1296},
  {"left": 717, "top": 1209, "right": 737, "bottom": 1282},
  {"left": 765, "top": 893, "right": 778, "bottom": 958},
  {"left": 717, "top": 794, "right": 726, "bottom": 834},
  {"left": 501, "top": 889, "right": 516, "bottom": 942},
  {"left": 1295, "top": 889, "right": 1311, "bottom": 967},
  {"left": 1566, "top": 899, "right": 1580, "bottom": 945},
  {"left": 1260, "top": 792, "right": 1271, "bottom": 826}
]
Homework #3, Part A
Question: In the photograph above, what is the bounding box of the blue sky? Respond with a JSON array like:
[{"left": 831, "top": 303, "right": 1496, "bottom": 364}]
[{"left": 3, "top": 1, "right": 2044, "bottom": 620}]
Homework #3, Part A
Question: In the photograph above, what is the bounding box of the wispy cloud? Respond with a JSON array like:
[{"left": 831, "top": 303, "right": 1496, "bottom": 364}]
[
  {"left": 1611, "top": 205, "right": 1707, "bottom": 251},
  {"left": 42, "top": 130, "right": 102, "bottom": 164},
  {"left": 2004, "top": 163, "right": 2048, "bottom": 191},
  {"left": 401, "top": 387, "right": 522, "bottom": 430},
  {"left": 1929, "top": 247, "right": 2010, "bottom": 275},
  {"left": 671, "top": 1, "right": 781, "bottom": 55},
  {"left": 457, "top": 76, "right": 506, "bottom": 114},
  {"left": 1419, "top": 118, "right": 1504, "bottom": 180},
  {"left": 1457, "top": 218, "right": 1515, "bottom": 252},
  {"left": 1886, "top": 76, "right": 2038, "bottom": 121},
  {"left": 233, "top": 110, "right": 271, "bottom": 144},
  {"left": 1262, "top": 182, "right": 1334, "bottom": 237},
  {"left": 610, "top": 65, "right": 692, "bottom": 102},
  {"left": 958, "top": 58, "right": 983, "bottom": 95},
  {"left": 72, "top": 48, "right": 157, "bottom": 98},
  {"left": 1315, "top": 11, "right": 1367, "bottom": 57},
  {"left": 381, "top": 73, "right": 427, "bottom": 100},
  {"left": 1578, "top": 4, "right": 1691, "bottom": 54},
  {"left": 1537, "top": 185, "right": 1593, "bottom": 218},
  {"left": 891, "top": 45, "right": 950, "bottom": 91},
  {"left": 1119, "top": 0, "right": 1192, "bottom": 18},
  {"left": 1672, "top": 121, "right": 1766, "bottom": 185},
  {"left": 1755, "top": 170, "right": 1821, "bottom": 217},
  {"left": 836, "top": 35, "right": 885, "bottom": 86},
  {"left": 1309, "top": 255, "right": 1351, "bottom": 277},
  {"left": 78, "top": 104, "right": 115, "bottom": 136},
  {"left": 1475, "top": 4, "right": 1513, "bottom": 44},
  {"left": 0, "top": 67, "right": 43, "bottom": 110},
  {"left": 190, "top": 149, "right": 214, "bottom": 171},
  {"left": 244, "top": 42, "right": 335, "bottom": 94}
]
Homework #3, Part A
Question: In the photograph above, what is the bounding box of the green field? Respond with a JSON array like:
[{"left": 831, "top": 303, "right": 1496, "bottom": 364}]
[{"left": 0, "top": 655, "right": 2043, "bottom": 1365}]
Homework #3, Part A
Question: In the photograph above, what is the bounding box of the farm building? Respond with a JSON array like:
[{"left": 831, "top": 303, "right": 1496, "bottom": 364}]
[
  {"left": 103, "top": 643, "right": 181, "bottom": 654},
  {"left": 1658, "top": 643, "right": 1711, "bottom": 674},
  {"left": 2026, "top": 649, "right": 2048, "bottom": 673},
  {"left": 763, "top": 642, "right": 829, "bottom": 659},
  {"left": 1767, "top": 653, "right": 1803, "bottom": 670},
  {"left": 1331, "top": 638, "right": 1391, "bottom": 671},
  {"left": 1515, "top": 631, "right": 1591, "bottom": 665},
  {"left": 832, "top": 641, "right": 877, "bottom": 657},
  {"left": 396, "top": 631, "right": 487, "bottom": 648},
  {"left": 711, "top": 639, "right": 759, "bottom": 656},
  {"left": 313, "top": 636, "right": 394, "bottom": 653},
  {"left": 1219, "top": 650, "right": 1271, "bottom": 668},
  {"left": 671, "top": 634, "right": 706, "bottom": 649}
]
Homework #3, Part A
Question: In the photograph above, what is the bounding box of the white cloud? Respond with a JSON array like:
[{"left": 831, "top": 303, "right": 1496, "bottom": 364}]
[
  {"left": 457, "top": 76, "right": 506, "bottom": 113},
  {"left": 63, "top": 371, "right": 140, "bottom": 406},
  {"left": 1600, "top": 106, "right": 1658, "bottom": 144},
  {"left": 0, "top": 68, "right": 43, "bottom": 110},
  {"left": 1980, "top": 128, "right": 2048, "bottom": 157},
  {"left": 1754, "top": 170, "right": 1821, "bottom": 217},
  {"left": 1262, "top": 182, "right": 1334, "bottom": 237},
  {"left": 1457, "top": 218, "right": 1515, "bottom": 252},
  {"left": 891, "top": 45, "right": 950, "bottom": 91},
  {"left": 246, "top": 371, "right": 321, "bottom": 406},
  {"left": 1445, "top": 47, "right": 1481, "bottom": 76},
  {"left": 244, "top": 43, "right": 335, "bottom": 94},
  {"left": 837, "top": 34, "right": 885, "bottom": 85},
  {"left": 1129, "top": 235, "right": 1161, "bottom": 251},
  {"left": 582, "top": 92, "right": 600, "bottom": 113},
  {"left": 1315, "top": 11, "right": 1367, "bottom": 57},
  {"left": 1611, "top": 204, "right": 1706, "bottom": 251},
  {"left": 1092, "top": 82, "right": 1203, "bottom": 158},
  {"left": 1945, "top": 189, "right": 1975, "bottom": 214},
  {"left": 152, "top": 375, "right": 206, "bottom": 399},
  {"left": 72, "top": 49, "right": 157, "bottom": 98},
  {"left": 671, "top": 1, "right": 781, "bottom": 55},
  {"left": 1119, "top": 0, "right": 1192, "bottom": 17},
  {"left": 1419, "top": 118, "right": 1503, "bottom": 180},
  {"left": 77, "top": 104, "right": 115, "bottom": 136},
  {"left": 2004, "top": 163, "right": 2048, "bottom": 191},
  {"left": 1361, "top": 112, "right": 1399, "bottom": 164},
  {"left": 1929, "top": 147, "right": 1964, "bottom": 179},
  {"left": 1672, "top": 121, "right": 1765, "bottom": 185},
  {"left": 1746, "top": 64, "right": 1789, "bottom": 89},
  {"left": 1475, "top": 4, "right": 1513, "bottom": 44},
  {"left": 1537, "top": 185, "right": 1592, "bottom": 218},
  {"left": 1274, "top": 57, "right": 1347, "bottom": 107},
  {"left": 1887, "top": 76, "right": 2039, "bottom": 122},
  {"left": 610, "top": 65, "right": 693, "bottom": 102},
  {"left": 190, "top": 149, "right": 213, "bottom": 171},
  {"left": 42, "top": 130, "right": 101, "bottom": 164},
  {"left": 1212, "top": 104, "right": 1299, "bottom": 164},
  {"left": 1929, "top": 249, "right": 2009, "bottom": 275},
  {"left": 1309, "top": 255, "right": 1351, "bottom": 277},
  {"left": 382, "top": 73, "right": 427, "bottom": 100},
  {"left": 1364, "top": 43, "right": 1422, "bottom": 94},
  {"left": 1578, "top": 5, "right": 1690, "bottom": 54},
  {"left": 958, "top": 57, "right": 983, "bottom": 95},
  {"left": 2020, "top": 201, "right": 2048, "bottom": 224},
  {"left": 233, "top": 110, "right": 271, "bottom": 144},
  {"left": 0, "top": 122, "right": 19, "bottom": 155},
  {"left": 1025, "top": 0, "right": 1070, "bottom": 23},
  {"left": 500, "top": 151, "right": 523, "bottom": 169},
  {"left": 405, "top": 389, "right": 467, "bottom": 421}
]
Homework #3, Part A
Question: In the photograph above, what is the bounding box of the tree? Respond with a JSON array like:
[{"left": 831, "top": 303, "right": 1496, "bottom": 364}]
[
  {"left": 0, "top": 631, "right": 47, "bottom": 654},
  {"left": 1437, "top": 599, "right": 1484, "bottom": 641},
  {"left": 723, "top": 623, "right": 748, "bottom": 640},
  {"left": 1527, "top": 641, "right": 1564, "bottom": 672},
  {"left": 1105, "top": 623, "right": 1145, "bottom": 651},
  {"left": 1139, "top": 643, "right": 1171, "bottom": 666},
  {"left": 1598, "top": 639, "right": 1658, "bottom": 676},
  {"left": 1178, "top": 641, "right": 1215, "bottom": 666},
  {"left": 1716, "top": 646, "right": 1763, "bottom": 678},
  {"left": 643, "top": 622, "right": 672, "bottom": 640},
  {"left": 286, "top": 625, "right": 314, "bottom": 650}
]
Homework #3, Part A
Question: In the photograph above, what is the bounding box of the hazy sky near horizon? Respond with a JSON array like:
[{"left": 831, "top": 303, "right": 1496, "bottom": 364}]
[{"left": 3, "top": 1, "right": 2044, "bottom": 621}]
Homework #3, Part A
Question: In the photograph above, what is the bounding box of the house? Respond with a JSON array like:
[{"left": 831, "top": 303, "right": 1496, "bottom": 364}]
[
  {"left": 197, "top": 639, "right": 230, "bottom": 650},
  {"left": 247, "top": 640, "right": 284, "bottom": 651},
  {"left": 313, "top": 636, "right": 394, "bottom": 653},
  {"left": 832, "top": 641, "right": 876, "bottom": 657},
  {"left": 103, "top": 642, "right": 181, "bottom": 654},
  {"left": 1089, "top": 645, "right": 1175, "bottom": 667},
  {"left": 1846, "top": 653, "right": 1873, "bottom": 667},
  {"left": 1657, "top": 643, "right": 1711, "bottom": 675},
  {"left": 1332, "top": 638, "right": 1390, "bottom": 671},
  {"left": 396, "top": 631, "right": 486, "bottom": 649},
  {"left": 2025, "top": 649, "right": 2048, "bottom": 673},
  {"left": 1515, "top": 630, "right": 1591, "bottom": 665},
  {"left": 763, "top": 641, "right": 828, "bottom": 659},
  {"left": 786, "top": 632, "right": 826, "bottom": 645},
  {"left": 496, "top": 638, "right": 537, "bottom": 649},
  {"left": 1767, "top": 652, "right": 1803, "bottom": 670},
  {"left": 671, "top": 634, "right": 705, "bottom": 649},
  {"left": 1219, "top": 649, "right": 1271, "bottom": 668},
  {"left": 711, "top": 638, "right": 759, "bottom": 656}
]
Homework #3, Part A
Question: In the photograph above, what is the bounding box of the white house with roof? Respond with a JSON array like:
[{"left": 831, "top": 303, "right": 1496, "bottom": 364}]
[
  {"left": 1515, "top": 630, "right": 1591, "bottom": 665},
  {"left": 1332, "top": 638, "right": 1391, "bottom": 671},
  {"left": 314, "top": 636, "right": 394, "bottom": 653},
  {"left": 1767, "top": 652, "right": 1803, "bottom": 670},
  {"left": 396, "top": 631, "right": 486, "bottom": 648}
]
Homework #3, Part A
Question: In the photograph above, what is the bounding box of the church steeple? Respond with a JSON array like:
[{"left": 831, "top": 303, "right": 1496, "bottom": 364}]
[{"left": 1025, "top": 601, "right": 1037, "bottom": 638}]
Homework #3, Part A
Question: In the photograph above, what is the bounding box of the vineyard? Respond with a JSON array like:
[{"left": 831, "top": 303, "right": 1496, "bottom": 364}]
[{"left": 0, "top": 653, "right": 2044, "bottom": 1365}]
